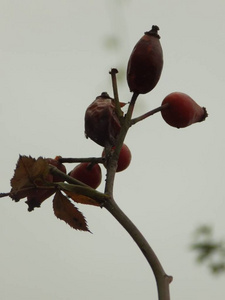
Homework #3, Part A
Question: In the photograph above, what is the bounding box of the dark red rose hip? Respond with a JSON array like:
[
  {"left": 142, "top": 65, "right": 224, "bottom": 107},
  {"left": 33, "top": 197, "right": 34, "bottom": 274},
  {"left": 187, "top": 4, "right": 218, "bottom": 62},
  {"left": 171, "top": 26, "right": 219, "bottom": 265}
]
[
  {"left": 70, "top": 163, "right": 102, "bottom": 189},
  {"left": 161, "top": 92, "right": 208, "bottom": 128},
  {"left": 127, "top": 25, "right": 163, "bottom": 95}
]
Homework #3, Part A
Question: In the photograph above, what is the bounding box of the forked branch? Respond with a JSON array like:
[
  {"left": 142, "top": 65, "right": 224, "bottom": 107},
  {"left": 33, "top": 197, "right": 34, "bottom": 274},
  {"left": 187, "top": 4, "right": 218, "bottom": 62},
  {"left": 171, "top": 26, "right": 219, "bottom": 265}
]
[{"left": 102, "top": 81, "right": 172, "bottom": 299}]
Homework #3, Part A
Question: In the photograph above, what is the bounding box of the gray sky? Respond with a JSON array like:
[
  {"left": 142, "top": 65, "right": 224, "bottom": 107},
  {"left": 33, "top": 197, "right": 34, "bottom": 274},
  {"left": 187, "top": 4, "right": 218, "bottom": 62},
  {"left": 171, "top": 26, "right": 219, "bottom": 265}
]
[{"left": 1, "top": 0, "right": 225, "bottom": 299}]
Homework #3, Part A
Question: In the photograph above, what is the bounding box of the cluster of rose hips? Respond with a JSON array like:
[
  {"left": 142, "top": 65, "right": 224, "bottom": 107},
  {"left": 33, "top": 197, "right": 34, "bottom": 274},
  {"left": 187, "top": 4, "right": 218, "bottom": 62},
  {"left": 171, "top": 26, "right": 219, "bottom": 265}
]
[
  {"left": 47, "top": 144, "right": 131, "bottom": 190},
  {"left": 47, "top": 25, "right": 207, "bottom": 191}
]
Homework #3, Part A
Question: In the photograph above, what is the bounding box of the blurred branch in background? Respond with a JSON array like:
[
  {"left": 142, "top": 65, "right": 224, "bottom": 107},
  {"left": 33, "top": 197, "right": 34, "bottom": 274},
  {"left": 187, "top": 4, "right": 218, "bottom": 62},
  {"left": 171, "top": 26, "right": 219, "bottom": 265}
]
[
  {"left": 103, "top": 0, "right": 149, "bottom": 111},
  {"left": 191, "top": 225, "right": 225, "bottom": 275},
  {"left": 103, "top": 0, "right": 131, "bottom": 85}
]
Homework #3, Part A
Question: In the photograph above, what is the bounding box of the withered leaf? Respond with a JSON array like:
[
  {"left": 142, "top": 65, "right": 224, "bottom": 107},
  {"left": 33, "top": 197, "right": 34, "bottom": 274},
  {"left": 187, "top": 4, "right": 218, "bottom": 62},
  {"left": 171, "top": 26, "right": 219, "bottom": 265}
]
[
  {"left": 11, "top": 156, "right": 50, "bottom": 193},
  {"left": 53, "top": 191, "right": 89, "bottom": 232},
  {"left": 65, "top": 191, "right": 100, "bottom": 206},
  {"left": 26, "top": 189, "right": 55, "bottom": 211},
  {"left": 10, "top": 155, "right": 55, "bottom": 209}
]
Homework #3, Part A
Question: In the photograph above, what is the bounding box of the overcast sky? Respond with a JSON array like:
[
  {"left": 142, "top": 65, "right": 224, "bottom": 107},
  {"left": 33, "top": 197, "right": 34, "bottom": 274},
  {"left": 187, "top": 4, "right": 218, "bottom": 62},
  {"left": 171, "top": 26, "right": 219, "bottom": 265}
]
[{"left": 1, "top": 1, "right": 225, "bottom": 299}]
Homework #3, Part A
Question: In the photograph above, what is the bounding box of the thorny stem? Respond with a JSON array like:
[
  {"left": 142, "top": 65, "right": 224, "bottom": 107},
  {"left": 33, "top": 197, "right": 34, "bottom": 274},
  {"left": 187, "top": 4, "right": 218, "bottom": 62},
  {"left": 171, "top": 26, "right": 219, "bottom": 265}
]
[
  {"left": 44, "top": 71, "right": 172, "bottom": 299},
  {"left": 49, "top": 159, "right": 173, "bottom": 298},
  {"left": 102, "top": 83, "right": 172, "bottom": 299},
  {"left": 51, "top": 87, "right": 172, "bottom": 299}
]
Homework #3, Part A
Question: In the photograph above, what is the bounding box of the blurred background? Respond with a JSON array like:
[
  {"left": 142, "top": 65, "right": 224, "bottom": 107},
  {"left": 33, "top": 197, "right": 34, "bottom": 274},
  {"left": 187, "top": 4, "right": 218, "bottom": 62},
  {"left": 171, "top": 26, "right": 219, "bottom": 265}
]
[{"left": 1, "top": 0, "right": 225, "bottom": 299}]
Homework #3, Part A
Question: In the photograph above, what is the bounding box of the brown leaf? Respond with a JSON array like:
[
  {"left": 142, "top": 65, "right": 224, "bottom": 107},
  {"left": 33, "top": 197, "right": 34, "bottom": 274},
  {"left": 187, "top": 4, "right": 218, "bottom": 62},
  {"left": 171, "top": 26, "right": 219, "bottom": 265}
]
[
  {"left": 10, "top": 156, "right": 36, "bottom": 192},
  {"left": 65, "top": 191, "right": 100, "bottom": 206},
  {"left": 11, "top": 156, "right": 50, "bottom": 193},
  {"left": 9, "top": 155, "right": 55, "bottom": 209},
  {"left": 53, "top": 191, "right": 89, "bottom": 232},
  {"left": 26, "top": 189, "right": 55, "bottom": 211}
]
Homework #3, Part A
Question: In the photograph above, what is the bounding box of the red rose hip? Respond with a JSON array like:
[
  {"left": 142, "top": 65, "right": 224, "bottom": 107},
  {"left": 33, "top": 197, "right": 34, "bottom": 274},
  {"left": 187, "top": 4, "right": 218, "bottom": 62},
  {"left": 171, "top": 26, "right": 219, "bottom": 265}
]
[
  {"left": 69, "top": 163, "right": 102, "bottom": 189},
  {"left": 102, "top": 143, "right": 132, "bottom": 172},
  {"left": 127, "top": 25, "right": 163, "bottom": 94},
  {"left": 161, "top": 92, "right": 208, "bottom": 128}
]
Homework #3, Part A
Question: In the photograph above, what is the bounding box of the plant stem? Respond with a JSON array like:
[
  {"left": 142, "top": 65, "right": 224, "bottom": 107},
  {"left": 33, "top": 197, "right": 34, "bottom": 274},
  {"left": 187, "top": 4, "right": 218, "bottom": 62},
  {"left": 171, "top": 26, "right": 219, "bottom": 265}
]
[
  {"left": 104, "top": 196, "right": 172, "bottom": 300},
  {"left": 103, "top": 89, "right": 172, "bottom": 299},
  {"left": 104, "top": 92, "right": 138, "bottom": 196},
  {"left": 0, "top": 192, "right": 11, "bottom": 198},
  {"left": 109, "top": 68, "right": 123, "bottom": 118},
  {"left": 49, "top": 166, "right": 108, "bottom": 206},
  {"left": 49, "top": 165, "right": 88, "bottom": 187},
  {"left": 54, "top": 86, "right": 172, "bottom": 299},
  {"left": 131, "top": 103, "right": 169, "bottom": 126},
  {"left": 58, "top": 157, "right": 104, "bottom": 164}
]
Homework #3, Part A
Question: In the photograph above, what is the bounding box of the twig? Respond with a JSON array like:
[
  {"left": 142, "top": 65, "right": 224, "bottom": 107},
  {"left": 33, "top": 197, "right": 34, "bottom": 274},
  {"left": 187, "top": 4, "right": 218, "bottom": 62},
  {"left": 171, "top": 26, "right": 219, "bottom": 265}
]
[
  {"left": 49, "top": 166, "right": 108, "bottom": 206},
  {"left": 0, "top": 192, "right": 11, "bottom": 198},
  {"left": 109, "top": 68, "right": 123, "bottom": 118},
  {"left": 103, "top": 91, "right": 172, "bottom": 299},
  {"left": 57, "top": 182, "right": 108, "bottom": 205},
  {"left": 104, "top": 92, "right": 138, "bottom": 196},
  {"left": 58, "top": 157, "right": 104, "bottom": 164},
  {"left": 49, "top": 165, "right": 87, "bottom": 186},
  {"left": 131, "top": 103, "right": 169, "bottom": 126}
]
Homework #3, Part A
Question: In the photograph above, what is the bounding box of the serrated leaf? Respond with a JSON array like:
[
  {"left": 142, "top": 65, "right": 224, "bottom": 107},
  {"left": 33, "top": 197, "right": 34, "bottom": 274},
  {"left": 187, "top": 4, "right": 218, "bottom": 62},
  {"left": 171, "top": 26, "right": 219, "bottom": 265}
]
[
  {"left": 11, "top": 156, "right": 50, "bottom": 193},
  {"left": 11, "top": 156, "right": 36, "bottom": 191},
  {"left": 9, "top": 155, "right": 55, "bottom": 209},
  {"left": 53, "top": 191, "right": 89, "bottom": 232}
]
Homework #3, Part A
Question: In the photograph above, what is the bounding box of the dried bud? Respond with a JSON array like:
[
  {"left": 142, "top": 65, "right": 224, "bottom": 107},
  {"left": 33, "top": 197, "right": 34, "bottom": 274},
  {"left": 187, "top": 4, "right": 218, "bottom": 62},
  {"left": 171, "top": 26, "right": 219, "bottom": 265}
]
[{"left": 84, "top": 92, "right": 121, "bottom": 146}]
